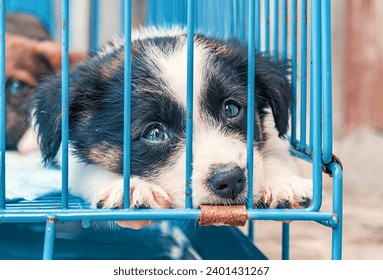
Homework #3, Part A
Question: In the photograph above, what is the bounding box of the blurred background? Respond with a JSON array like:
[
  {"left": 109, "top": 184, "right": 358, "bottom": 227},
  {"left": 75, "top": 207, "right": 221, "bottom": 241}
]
[
  {"left": 256, "top": 0, "right": 383, "bottom": 260},
  {"left": 6, "top": 0, "right": 383, "bottom": 259}
]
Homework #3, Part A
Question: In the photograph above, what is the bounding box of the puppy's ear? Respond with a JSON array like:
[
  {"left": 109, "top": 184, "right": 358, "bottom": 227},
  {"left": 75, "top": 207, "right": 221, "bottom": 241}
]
[
  {"left": 254, "top": 55, "right": 292, "bottom": 137},
  {"left": 29, "top": 75, "right": 63, "bottom": 164},
  {"left": 35, "top": 40, "right": 87, "bottom": 71}
]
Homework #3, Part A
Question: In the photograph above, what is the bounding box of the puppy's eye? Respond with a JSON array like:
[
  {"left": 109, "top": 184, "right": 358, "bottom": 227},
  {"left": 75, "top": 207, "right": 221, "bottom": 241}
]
[
  {"left": 6, "top": 80, "right": 30, "bottom": 97},
  {"left": 224, "top": 102, "right": 241, "bottom": 118},
  {"left": 143, "top": 123, "right": 169, "bottom": 142}
]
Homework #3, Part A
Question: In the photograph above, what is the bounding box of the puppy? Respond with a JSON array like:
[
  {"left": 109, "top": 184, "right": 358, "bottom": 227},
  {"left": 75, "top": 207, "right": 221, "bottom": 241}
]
[
  {"left": 30, "top": 29, "right": 312, "bottom": 228},
  {"left": 5, "top": 14, "right": 85, "bottom": 152}
]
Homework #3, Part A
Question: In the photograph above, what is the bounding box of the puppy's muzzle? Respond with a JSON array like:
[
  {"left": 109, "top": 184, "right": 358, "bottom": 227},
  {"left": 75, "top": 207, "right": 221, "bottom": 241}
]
[{"left": 208, "top": 163, "right": 245, "bottom": 200}]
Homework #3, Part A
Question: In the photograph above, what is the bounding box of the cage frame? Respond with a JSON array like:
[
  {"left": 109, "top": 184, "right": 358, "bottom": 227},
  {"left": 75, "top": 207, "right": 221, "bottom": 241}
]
[{"left": 0, "top": 0, "right": 343, "bottom": 260}]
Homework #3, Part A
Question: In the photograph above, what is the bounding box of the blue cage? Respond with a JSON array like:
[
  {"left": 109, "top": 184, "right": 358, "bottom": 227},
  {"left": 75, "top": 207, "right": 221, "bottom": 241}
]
[{"left": 0, "top": 0, "right": 343, "bottom": 260}]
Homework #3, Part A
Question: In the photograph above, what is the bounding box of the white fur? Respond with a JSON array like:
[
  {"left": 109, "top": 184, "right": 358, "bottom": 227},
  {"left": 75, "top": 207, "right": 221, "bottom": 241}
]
[
  {"left": 17, "top": 128, "right": 39, "bottom": 154},
  {"left": 256, "top": 111, "right": 312, "bottom": 207},
  {"left": 17, "top": 112, "right": 39, "bottom": 154},
  {"left": 98, "top": 27, "right": 185, "bottom": 57}
]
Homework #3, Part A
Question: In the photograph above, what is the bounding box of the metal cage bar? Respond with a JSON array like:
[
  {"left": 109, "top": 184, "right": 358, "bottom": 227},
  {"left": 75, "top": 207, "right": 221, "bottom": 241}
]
[
  {"left": 90, "top": 0, "right": 100, "bottom": 53},
  {"left": 185, "top": 0, "right": 194, "bottom": 209},
  {"left": 264, "top": 0, "right": 270, "bottom": 54},
  {"left": 0, "top": 0, "right": 5, "bottom": 210},
  {"left": 248, "top": 221, "right": 254, "bottom": 242},
  {"left": 299, "top": 0, "right": 308, "bottom": 150},
  {"left": 282, "top": 222, "right": 290, "bottom": 260},
  {"left": 309, "top": 34, "right": 315, "bottom": 156},
  {"left": 291, "top": 0, "right": 298, "bottom": 146},
  {"left": 0, "top": 208, "right": 338, "bottom": 224},
  {"left": 246, "top": 0, "right": 255, "bottom": 209},
  {"left": 309, "top": 0, "right": 323, "bottom": 212},
  {"left": 321, "top": 0, "right": 333, "bottom": 164},
  {"left": 247, "top": 0, "right": 259, "bottom": 243},
  {"left": 281, "top": 0, "right": 287, "bottom": 60},
  {"left": 273, "top": 0, "right": 279, "bottom": 58},
  {"left": 237, "top": 0, "right": 246, "bottom": 42},
  {"left": 61, "top": 0, "right": 70, "bottom": 209},
  {"left": 199, "top": 1, "right": 206, "bottom": 37},
  {"left": 42, "top": 218, "right": 56, "bottom": 260},
  {"left": 330, "top": 162, "right": 343, "bottom": 260},
  {"left": 123, "top": 0, "right": 132, "bottom": 209},
  {"left": 255, "top": 0, "right": 261, "bottom": 52}
]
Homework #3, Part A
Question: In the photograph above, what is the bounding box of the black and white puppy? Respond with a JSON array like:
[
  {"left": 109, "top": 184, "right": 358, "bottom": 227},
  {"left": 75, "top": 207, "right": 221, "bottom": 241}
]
[{"left": 30, "top": 29, "right": 312, "bottom": 223}]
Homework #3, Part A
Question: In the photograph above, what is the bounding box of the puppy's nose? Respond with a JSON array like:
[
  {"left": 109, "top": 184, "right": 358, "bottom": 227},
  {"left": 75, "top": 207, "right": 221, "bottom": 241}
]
[{"left": 208, "top": 164, "right": 245, "bottom": 199}]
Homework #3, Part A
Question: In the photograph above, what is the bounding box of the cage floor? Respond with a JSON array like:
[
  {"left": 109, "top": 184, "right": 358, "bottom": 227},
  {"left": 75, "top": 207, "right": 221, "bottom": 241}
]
[{"left": 0, "top": 220, "right": 267, "bottom": 260}]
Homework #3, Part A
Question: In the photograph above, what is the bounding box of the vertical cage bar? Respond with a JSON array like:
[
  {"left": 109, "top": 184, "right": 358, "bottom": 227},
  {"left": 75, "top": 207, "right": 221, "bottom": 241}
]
[
  {"left": 156, "top": 0, "right": 166, "bottom": 27},
  {"left": 281, "top": 223, "right": 290, "bottom": 260},
  {"left": 123, "top": 0, "right": 132, "bottom": 209},
  {"left": 185, "top": 0, "right": 194, "bottom": 209},
  {"left": 145, "top": 0, "right": 155, "bottom": 26},
  {"left": 0, "top": 0, "right": 5, "bottom": 209},
  {"left": 214, "top": 0, "right": 221, "bottom": 38},
  {"left": 61, "top": 0, "right": 70, "bottom": 209},
  {"left": 290, "top": 0, "right": 297, "bottom": 146},
  {"left": 309, "top": 33, "right": 313, "bottom": 153},
  {"left": 248, "top": 221, "right": 254, "bottom": 242},
  {"left": 246, "top": 0, "right": 255, "bottom": 209},
  {"left": 226, "top": 1, "right": 234, "bottom": 39},
  {"left": 255, "top": 0, "right": 261, "bottom": 52},
  {"left": 238, "top": 0, "right": 245, "bottom": 42},
  {"left": 173, "top": 0, "right": 181, "bottom": 28},
  {"left": 330, "top": 162, "right": 343, "bottom": 260},
  {"left": 273, "top": 0, "right": 279, "bottom": 58},
  {"left": 232, "top": 0, "right": 237, "bottom": 39},
  {"left": 264, "top": 0, "right": 270, "bottom": 54},
  {"left": 90, "top": 0, "right": 100, "bottom": 53},
  {"left": 300, "top": 0, "right": 308, "bottom": 150},
  {"left": 281, "top": 0, "right": 287, "bottom": 60},
  {"left": 42, "top": 218, "right": 56, "bottom": 260},
  {"left": 321, "top": 0, "right": 333, "bottom": 164},
  {"left": 213, "top": 0, "right": 221, "bottom": 38},
  {"left": 309, "top": 0, "right": 322, "bottom": 211}
]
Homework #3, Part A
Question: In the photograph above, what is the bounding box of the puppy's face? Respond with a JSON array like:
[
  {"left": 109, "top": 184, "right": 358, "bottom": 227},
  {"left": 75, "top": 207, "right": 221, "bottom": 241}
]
[
  {"left": 33, "top": 33, "right": 291, "bottom": 208},
  {"left": 5, "top": 33, "right": 85, "bottom": 150}
]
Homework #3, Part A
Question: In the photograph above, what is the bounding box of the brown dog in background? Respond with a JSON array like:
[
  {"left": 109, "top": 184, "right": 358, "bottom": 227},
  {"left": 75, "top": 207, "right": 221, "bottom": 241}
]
[{"left": 5, "top": 13, "right": 86, "bottom": 152}]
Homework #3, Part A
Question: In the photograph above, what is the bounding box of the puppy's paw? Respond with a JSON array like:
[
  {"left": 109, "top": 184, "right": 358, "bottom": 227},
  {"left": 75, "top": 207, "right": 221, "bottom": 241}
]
[
  {"left": 255, "top": 176, "right": 312, "bottom": 209},
  {"left": 129, "top": 177, "right": 171, "bottom": 209},
  {"left": 93, "top": 177, "right": 171, "bottom": 229},
  {"left": 94, "top": 177, "right": 171, "bottom": 209}
]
